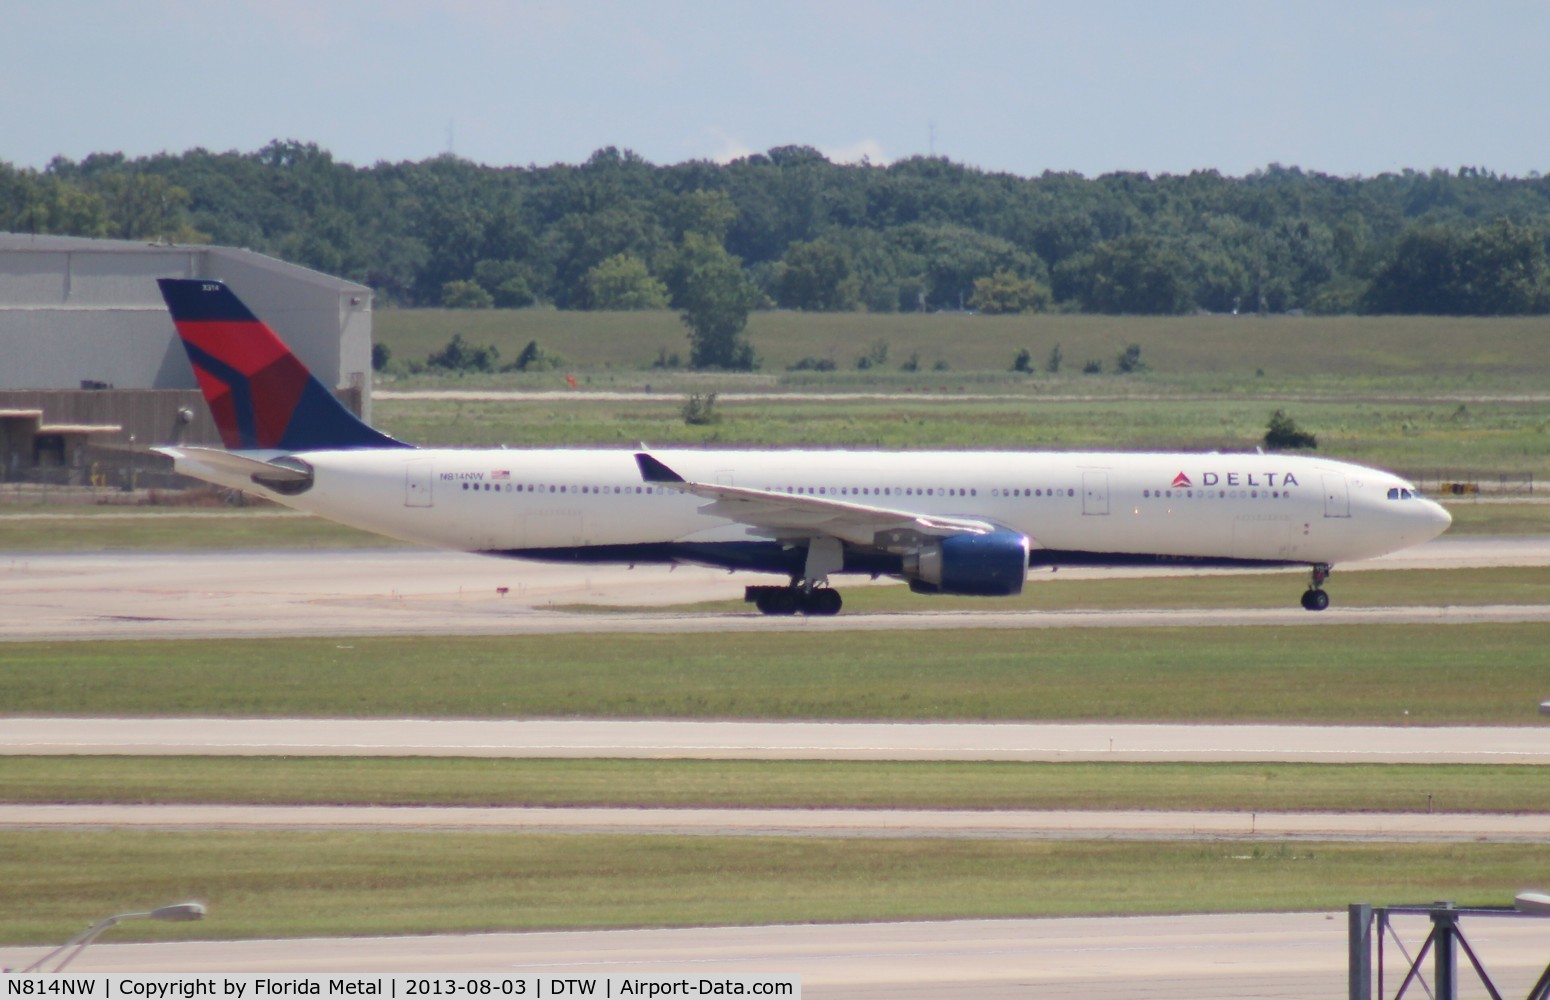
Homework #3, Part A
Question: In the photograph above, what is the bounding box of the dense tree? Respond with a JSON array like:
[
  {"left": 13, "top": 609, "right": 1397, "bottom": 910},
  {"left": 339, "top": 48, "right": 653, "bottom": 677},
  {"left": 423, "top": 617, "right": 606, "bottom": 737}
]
[
  {"left": 775, "top": 238, "right": 860, "bottom": 311},
  {"left": 671, "top": 233, "right": 761, "bottom": 369},
  {"left": 1365, "top": 218, "right": 1550, "bottom": 315},
  {"left": 1057, "top": 233, "right": 1193, "bottom": 314},
  {"left": 969, "top": 270, "right": 1050, "bottom": 314},
  {"left": 579, "top": 253, "right": 670, "bottom": 310},
  {"left": 440, "top": 280, "right": 493, "bottom": 309},
  {"left": 6, "top": 142, "right": 1550, "bottom": 317}
]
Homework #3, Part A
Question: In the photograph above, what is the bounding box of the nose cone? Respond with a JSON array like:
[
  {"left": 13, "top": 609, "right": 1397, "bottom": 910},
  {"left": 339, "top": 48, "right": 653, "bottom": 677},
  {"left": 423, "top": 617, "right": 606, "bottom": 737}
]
[{"left": 1418, "top": 499, "right": 1452, "bottom": 541}]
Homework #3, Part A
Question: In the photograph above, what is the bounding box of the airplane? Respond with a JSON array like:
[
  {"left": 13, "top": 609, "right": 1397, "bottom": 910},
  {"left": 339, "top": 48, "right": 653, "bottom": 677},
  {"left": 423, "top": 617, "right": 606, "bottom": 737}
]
[{"left": 154, "top": 278, "right": 1452, "bottom": 615}]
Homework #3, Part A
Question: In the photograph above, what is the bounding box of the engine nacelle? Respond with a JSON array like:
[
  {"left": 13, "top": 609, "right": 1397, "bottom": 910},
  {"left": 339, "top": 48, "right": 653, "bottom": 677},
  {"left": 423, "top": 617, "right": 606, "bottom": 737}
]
[{"left": 902, "top": 529, "right": 1030, "bottom": 596}]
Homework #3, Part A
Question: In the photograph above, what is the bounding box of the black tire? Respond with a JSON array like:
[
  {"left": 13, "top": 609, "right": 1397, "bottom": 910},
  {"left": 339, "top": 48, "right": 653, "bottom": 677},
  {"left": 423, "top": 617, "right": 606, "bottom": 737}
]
[
  {"left": 754, "top": 589, "right": 800, "bottom": 615},
  {"left": 1300, "top": 589, "right": 1330, "bottom": 612},
  {"left": 804, "top": 589, "right": 843, "bottom": 616}
]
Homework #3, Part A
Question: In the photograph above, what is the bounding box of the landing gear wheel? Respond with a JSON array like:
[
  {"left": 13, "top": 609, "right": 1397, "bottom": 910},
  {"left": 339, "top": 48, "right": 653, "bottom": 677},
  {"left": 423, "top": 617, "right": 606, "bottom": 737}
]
[
  {"left": 1300, "top": 563, "right": 1332, "bottom": 612},
  {"left": 1300, "top": 588, "right": 1330, "bottom": 612},
  {"left": 802, "top": 588, "right": 843, "bottom": 616},
  {"left": 753, "top": 589, "right": 799, "bottom": 615}
]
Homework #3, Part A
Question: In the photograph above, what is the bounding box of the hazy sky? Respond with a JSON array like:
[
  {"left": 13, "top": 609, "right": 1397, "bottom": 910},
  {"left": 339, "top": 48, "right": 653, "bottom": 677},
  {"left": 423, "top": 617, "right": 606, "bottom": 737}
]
[{"left": 5, "top": 0, "right": 1548, "bottom": 178}]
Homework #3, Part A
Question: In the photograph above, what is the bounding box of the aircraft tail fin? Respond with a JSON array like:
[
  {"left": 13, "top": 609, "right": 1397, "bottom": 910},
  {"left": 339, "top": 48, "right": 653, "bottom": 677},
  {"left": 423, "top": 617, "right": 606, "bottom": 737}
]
[{"left": 157, "top": 279, "right": 408, "bottom": 452}]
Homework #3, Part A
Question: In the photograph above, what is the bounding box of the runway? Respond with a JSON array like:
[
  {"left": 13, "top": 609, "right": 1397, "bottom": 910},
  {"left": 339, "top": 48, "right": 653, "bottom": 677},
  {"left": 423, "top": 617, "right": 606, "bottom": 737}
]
[
  {"left": 2, "top": 536, "right": 1548, "bottom": 641},
  {"left": 5, "top": 802, "right": 1549, "bottom": 843},
  {"left": 7, "top": 717, "right": 1550, "bottom": 763},
  {"left": 5, "top": 913, "right": 1550, "bottom": 999}
]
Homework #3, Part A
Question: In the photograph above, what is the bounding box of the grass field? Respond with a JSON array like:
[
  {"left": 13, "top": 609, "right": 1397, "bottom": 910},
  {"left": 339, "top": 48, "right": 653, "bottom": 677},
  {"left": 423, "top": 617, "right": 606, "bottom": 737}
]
[
  {"left": 5, "top": 624, "right": 1547, "bottom": 723},
  {"left": 376, "top": 309, "right": 1550, "bottom": 384},
  {"left": 368, "top": 308, "right": 1550, "bottom": 481},
  {"left": 3, "top": 758, "right": 1545, "bottom": 814},
  {"left": 2, "top": 830, "right": 1541, "bottom": 944},
  {"left": 368, "top": 392, "right": 1550, "bottom": 478}
]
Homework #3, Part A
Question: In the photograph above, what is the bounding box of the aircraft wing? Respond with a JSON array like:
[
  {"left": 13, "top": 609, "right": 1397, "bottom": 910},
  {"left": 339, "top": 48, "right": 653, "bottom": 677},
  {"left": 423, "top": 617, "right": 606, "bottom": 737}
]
[{"left": 635, "top": 453, "right": 1000, "bottom": 548}]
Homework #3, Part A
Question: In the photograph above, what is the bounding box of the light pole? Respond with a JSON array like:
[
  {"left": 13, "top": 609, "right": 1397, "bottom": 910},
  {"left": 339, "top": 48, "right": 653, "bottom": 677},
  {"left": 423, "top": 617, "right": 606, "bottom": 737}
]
[{"left": 18, "top": 902, "right": 205, "bottom": 973}]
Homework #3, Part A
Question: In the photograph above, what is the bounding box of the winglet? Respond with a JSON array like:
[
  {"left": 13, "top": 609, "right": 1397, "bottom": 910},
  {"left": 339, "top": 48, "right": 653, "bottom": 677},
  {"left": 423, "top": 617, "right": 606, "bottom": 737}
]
[{"left": 635, "top": 453, "right": 685, "bottom": 484}]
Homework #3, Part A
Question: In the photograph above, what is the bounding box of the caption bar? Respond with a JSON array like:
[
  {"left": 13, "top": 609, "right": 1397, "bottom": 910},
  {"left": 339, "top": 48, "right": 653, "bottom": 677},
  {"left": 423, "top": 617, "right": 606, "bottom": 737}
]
[{"left": 5, "top": 977, "right": 798, "bottom": 1000}]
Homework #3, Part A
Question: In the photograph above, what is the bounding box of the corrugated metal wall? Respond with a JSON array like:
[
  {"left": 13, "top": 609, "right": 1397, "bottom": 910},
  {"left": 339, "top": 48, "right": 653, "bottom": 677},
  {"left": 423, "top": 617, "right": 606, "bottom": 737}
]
[{"left": 0, "top": 237, "right": 372, "bottom": 408}]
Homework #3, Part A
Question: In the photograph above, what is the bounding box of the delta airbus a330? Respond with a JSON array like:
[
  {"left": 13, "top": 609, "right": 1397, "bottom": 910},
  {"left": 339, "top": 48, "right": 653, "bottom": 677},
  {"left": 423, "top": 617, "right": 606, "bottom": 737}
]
[{"left": 156, "top": 278, "right": 1451, "bottom": 615}]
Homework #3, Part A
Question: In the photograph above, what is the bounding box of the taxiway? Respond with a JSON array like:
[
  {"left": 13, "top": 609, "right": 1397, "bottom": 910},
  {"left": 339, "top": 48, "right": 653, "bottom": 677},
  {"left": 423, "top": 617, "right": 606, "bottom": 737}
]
[{"left": 1, "top": 536, "right": 1547, "bottom": 641}]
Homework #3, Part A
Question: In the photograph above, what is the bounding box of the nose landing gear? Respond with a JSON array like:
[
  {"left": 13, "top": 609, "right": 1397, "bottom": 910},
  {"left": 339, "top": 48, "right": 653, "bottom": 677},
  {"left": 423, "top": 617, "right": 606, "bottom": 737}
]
[{"left": 1300, "top": 563, "right": 1331, "bottom": 611}]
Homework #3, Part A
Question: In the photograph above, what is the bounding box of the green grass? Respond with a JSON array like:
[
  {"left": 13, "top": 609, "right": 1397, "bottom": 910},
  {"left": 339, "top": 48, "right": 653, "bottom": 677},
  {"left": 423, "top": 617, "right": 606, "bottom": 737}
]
[
  {"left": 377, "top": 309, "right": 1550, "bottom": 383},
  {"left": 1, "top": 830, "right": 1540, "bottom": 944},
  {"left": 370, "top": 392, "right": 1550, "bottom": 479},
  {"left": 373, "top": 310, "right": 1550, "bottom": 479},
  {"left": 1444, "top": 502, "right": 1550, "bottom": 534},
  {"left": 4, "top": 625, "right": 1548, "bottom": 723},
  {"left": 3, "top": 758, "right": 1545, "bottom": 814}
]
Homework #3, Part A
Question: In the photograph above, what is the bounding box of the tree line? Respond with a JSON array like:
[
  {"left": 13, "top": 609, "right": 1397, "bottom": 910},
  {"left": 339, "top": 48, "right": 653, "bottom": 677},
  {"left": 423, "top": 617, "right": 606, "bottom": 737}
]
[{"left": 5, "top": 142, "right": 1550, "bottom": 362}]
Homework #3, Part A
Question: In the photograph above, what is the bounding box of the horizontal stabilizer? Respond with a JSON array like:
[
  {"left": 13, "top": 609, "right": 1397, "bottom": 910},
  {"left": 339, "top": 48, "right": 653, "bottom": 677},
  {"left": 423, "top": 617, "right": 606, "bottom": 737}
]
[{"left": 157, "top": 446, "right": 312, "bottom": 485}]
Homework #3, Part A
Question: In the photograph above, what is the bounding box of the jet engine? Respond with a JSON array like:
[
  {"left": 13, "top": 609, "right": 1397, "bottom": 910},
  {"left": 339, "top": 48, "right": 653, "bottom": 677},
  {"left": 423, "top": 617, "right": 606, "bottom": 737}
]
[{"left": 901, "top": 529, "right": 1030, "bottom": 596}]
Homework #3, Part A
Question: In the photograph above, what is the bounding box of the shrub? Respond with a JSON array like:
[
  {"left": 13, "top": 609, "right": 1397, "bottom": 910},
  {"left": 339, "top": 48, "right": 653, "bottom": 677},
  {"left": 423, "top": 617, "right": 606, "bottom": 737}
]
[
  {"left": 1114, "top": 343, "right": 1147, "bottom": 373},
  {"left": 428, "top": 333, "right": 499, "bottom": 373},
  {"left": 682, "top": 392, "right": 721, "bottom": 426},
  {"left": 502, "top": 340, "right": 562, "bottom": 373},
  {"left": 856, "top": 339, "right": 890, "bottom": 370},
  {"left": 1264, "top": 409, "right": 1318, "bottom": 450}
]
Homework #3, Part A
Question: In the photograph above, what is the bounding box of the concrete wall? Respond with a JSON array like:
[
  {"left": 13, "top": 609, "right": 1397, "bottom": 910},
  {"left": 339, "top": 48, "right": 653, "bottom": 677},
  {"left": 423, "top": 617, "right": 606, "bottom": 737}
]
[{"left": 0, "top": 389, "right": 218, "bottom": 451}]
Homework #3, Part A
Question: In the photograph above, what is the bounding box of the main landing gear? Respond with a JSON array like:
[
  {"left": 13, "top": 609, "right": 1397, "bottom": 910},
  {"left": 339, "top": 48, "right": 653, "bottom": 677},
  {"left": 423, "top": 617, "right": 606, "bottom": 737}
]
[
  {"left": 1300, "top": 563, "right": 1331, "bottom": 612},
  {"left": 746, "top": 584, "right": 843, "bottom": 616}
]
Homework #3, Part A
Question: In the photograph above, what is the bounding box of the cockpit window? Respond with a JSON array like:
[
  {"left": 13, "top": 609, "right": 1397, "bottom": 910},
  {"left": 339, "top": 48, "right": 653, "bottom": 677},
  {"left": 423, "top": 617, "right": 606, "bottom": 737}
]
[{"left": 1386, "top": 487, "right": 1418, "bottom": 500}]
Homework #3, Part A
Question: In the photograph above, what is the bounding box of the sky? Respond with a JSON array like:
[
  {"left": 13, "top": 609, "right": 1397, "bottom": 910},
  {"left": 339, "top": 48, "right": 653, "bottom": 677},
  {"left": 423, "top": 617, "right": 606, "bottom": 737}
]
[{"left": 4, "top": 0, "right": 1548, "bottom": 179}]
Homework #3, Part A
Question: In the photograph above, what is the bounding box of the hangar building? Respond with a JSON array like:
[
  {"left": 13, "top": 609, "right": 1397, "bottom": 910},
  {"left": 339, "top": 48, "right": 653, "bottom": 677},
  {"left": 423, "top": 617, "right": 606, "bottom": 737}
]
[{"left": 0, "top": 234, "right": 373, "bottom": 488}]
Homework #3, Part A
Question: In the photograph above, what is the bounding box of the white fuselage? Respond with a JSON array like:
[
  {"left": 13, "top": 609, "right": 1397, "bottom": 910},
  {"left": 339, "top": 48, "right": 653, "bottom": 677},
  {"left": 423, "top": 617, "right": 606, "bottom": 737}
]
[{"left": 174, "top": 447, "right": 1452, "bottom": 572}]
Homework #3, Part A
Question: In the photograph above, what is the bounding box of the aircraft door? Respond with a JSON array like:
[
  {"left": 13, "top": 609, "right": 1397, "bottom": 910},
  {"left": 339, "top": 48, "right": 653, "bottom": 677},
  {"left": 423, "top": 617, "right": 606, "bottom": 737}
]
[
  {"left": 405, "top": 461, "right": 433, "bottom": 508},
  {"left": 1082, "top": 471, "right": 1110, "bottom": 516},
  {"left": 1322, "top": 474, "right": 1350, "bottom": 518}
]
